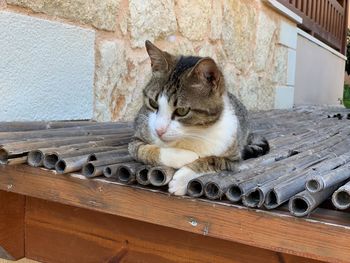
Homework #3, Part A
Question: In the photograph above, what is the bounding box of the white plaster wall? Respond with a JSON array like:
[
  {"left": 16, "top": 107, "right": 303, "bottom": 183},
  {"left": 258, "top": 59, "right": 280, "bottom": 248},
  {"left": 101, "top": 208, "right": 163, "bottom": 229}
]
[
  {"left": 0, "top": 11, "right": 95, "bottom": 121},
  {"left": 294, "top": 31, "right": 346, "bottom": 106}
]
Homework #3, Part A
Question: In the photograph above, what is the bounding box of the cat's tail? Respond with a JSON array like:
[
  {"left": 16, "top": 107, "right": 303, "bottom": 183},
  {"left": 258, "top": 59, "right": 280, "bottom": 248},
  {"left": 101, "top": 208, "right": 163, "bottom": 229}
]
[{"left": 241, "top": 133, "right": 270, "bottom": 160}]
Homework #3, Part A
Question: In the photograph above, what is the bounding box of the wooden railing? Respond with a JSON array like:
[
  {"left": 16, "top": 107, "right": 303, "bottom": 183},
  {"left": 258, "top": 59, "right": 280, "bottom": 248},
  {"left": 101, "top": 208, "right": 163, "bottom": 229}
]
[{"left": 277, "top": 0, "right": 348, "bottom": 53}]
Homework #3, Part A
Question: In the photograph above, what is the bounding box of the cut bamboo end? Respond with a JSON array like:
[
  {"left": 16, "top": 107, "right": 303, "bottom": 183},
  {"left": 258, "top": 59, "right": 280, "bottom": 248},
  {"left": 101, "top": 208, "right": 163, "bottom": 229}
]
[
  {"left": 55, "top": 160, "right": 67, "bottom": 174},
  {"left": 103, "top": 166, "right": 113, "bottom": 178},
  {"left": 82, "top": 163, "right": 95, "bottom": 177},
  {"left": 43, "top": 153, "right": 59, "bottom": 169},
  {"left": 289, "top": 196, "right": 310, "bottom": 217},
  {"left": 225, "top": 185, "right": 243, "bottom": 202},
  {"left": 264, "top": 190, "right": 279, "bottom": 209},
  {"left": 187, "top": 179, "right": 204, "bottom": 197},
  {"left": 332, "top": 184, "right": 350, "bottom": 210},
  {"left": 148, "top": 167, "right": 175, "bottom": 186},
  {"left": 243, "top": 188, "right": 264, "bottom": 208},
  {"left": 116, "top": 165, "right": 136, "bottom": 184},
  {"left": 0, "top": 148, "right": 9, "bottom": 164},
  {"left": 135, "top": 165, "right": 151, "bottom": 185},
  {"left": 117, "top": 167, "right": 132, "bottom": 182},
  {"left": 332, "top": 191, "right": 350, "bottom": 210},
  {"left": 204, "top": 182, "right": 222, "bottom": 200},
  {"left": 27, "top": 150, "right": 44, "bottom": 167},
  {"left": 305, "top": 178, "right": 323, "bottom": 193},
  {"left": 87, "top": 154, "right": 97, "bottom": 162}
]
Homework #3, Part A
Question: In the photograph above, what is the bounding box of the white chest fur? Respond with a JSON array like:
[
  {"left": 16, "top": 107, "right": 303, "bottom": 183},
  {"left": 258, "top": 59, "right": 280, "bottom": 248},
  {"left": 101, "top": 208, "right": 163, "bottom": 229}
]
[{"left": 178, "top": 95, "right": 238, "bottom": 157}]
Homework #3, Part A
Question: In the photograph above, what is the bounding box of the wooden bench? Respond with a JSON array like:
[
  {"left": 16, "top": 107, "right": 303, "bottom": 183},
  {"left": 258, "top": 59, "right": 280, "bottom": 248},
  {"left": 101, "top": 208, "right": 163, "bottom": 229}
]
[{"left": 0, "top": 165, "right": 349, "bottom": 263}]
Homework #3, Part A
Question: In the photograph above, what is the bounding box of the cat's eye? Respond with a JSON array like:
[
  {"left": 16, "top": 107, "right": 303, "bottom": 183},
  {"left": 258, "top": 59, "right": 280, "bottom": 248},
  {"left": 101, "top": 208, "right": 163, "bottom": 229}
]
[
  {"left": 174, "top": 107, "right": 190, "bottom": 117},
  {"left": 148, "top": 98, "right": 158, "bottom": 110}
]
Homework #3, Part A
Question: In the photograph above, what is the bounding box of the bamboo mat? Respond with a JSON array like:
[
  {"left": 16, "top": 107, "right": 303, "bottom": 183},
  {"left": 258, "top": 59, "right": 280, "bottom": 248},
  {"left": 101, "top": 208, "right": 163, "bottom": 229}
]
[{"left": 0, "top": 106, "right": 350, "bottom": 217}]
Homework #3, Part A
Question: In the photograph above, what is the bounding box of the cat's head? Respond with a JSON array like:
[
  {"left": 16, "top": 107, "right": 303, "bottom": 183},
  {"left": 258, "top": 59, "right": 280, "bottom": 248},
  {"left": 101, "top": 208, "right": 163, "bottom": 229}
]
[{"left": 143, "top": 41, "right": 226, "bottom": 143}]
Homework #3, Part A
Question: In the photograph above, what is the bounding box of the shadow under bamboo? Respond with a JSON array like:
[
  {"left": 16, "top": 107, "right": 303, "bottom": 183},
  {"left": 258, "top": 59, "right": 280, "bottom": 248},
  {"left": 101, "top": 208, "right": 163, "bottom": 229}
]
[
  {"left": 148, "top": 166, "right": 175, "bottom": 186},
  {"left": 332, "top": 181, "right": 350, "bottom": 210}
]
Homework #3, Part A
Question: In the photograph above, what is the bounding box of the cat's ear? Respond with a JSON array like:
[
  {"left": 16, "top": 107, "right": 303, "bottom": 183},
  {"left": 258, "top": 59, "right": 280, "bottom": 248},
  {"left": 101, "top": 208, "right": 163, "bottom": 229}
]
[
  {"left": 190, "top": 58, "right": 221, "bottom": 87},
  {"left": 145, "top": 40, "right": 172, "bottom": 73}
]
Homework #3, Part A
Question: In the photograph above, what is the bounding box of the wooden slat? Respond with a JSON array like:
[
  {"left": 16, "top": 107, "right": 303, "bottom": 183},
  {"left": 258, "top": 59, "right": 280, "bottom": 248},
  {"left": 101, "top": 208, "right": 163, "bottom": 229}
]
[
  {"left": 0, "top": 191, "right": 25, "bottom": 260},
  {"left": 276, "top": 0, "right": 347, "bottom": 52},
  {"left": 25, "top": 198, "right": 321, "bottom": 263},
  {"left": 0, "top": 165, "right": 349, "bottom": 263}
]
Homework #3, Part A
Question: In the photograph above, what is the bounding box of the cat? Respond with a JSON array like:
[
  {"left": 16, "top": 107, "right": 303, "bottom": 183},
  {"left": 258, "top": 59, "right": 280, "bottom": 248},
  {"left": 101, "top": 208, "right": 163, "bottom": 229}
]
[{"left": 128, "top": 40, "right": 269, "bottom": 195}]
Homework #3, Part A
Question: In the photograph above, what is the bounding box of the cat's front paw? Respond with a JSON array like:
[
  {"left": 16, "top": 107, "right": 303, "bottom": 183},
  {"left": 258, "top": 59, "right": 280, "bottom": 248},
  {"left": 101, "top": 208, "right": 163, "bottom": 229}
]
[
  {"left": 168, "top": 167, "right": 200, "bottom": 196},
  {"left": 160, "top": 148, "right": 199, "bottom": 169}
]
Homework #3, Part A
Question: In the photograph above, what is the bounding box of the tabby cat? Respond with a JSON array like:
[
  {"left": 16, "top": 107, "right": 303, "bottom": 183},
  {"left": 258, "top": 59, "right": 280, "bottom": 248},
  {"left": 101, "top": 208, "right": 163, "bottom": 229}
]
[{"left": 128, "top": 41, "right": 269, "bottom": 195}]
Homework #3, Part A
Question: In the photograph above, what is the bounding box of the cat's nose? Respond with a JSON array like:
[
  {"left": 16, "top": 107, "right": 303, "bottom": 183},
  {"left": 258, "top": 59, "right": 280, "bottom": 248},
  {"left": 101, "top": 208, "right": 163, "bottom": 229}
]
[{"left": 156, "top": 127, "right": 167, "bottom": 137}]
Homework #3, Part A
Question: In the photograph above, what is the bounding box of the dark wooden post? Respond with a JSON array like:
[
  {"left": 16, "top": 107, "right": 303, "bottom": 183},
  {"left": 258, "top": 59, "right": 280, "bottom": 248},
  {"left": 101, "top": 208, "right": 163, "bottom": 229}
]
[
  {"left": 0, "top": 191, "right": 25, "bottom": 260},
  {"left": 342, "top": 0, "right": 349, "bottom": 54}
]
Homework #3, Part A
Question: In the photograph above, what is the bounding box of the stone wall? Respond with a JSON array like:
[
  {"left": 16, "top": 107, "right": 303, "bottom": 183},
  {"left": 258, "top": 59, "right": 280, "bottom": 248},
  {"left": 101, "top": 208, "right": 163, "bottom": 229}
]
[{"left": 1, "top": 0, "right": 298, "bottom": 121}]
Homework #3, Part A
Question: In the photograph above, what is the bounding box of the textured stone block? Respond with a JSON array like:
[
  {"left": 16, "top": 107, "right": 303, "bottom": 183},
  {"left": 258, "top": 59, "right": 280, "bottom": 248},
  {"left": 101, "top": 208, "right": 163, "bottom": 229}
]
[
  {"left": 255, "top": 10, "right": 277, "bottom": 71},
  {"left": 129, "top": 0, "right": 177, "bottom": 48},
  {"left": 222, "top": 0, "right": 257, "bottom": 70},
  {"left": 6, "top": 0, "right": 121, "bottom": 31},
  {"left": 0, "top": 11, "right": 95, "bottom": 121},
  {"left": 176, "top": 0, "right": 211, "bottom": 41},
  {"left": 210, "top": 0, "right": 222, "bottom": 40}
]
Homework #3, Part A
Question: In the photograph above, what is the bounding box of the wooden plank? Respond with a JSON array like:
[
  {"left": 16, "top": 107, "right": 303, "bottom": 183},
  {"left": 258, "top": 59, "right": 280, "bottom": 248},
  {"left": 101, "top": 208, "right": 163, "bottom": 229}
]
[
  {"left": 0, "top": 191, "right": 25, "bottom": 260},
  {"left": 0, "top": 165, "right": 349, "bottom": 262},
  {"left": 277, "top": 0, "right": 345, "bottom": 51},
  {"left": 25, "top": 198, "right": 321, "bottom": 263}
]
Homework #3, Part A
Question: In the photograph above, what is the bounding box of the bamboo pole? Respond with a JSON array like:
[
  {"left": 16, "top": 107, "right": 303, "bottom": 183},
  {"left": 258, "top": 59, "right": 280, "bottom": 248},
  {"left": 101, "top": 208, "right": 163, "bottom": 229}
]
[
  {"left": 135, "top": 165, "right": 152, "bottom": 185},
  {"left": 82, "top": 155, "right": 134, "bottom": 178},
  {"left": 115, "top": 163, "right": 143, "bottom": 184},
  {"left": 238, "top": 137, "right": 350, "bottom": 207},
  {"left": 0, "top": 122, "right": 133, "bottom": 140},
  {"left": 87, "top": 148, "right": 129, "bottom": 162},
  {"left": 332, "top": 181, "right": 350, "bottom": 210},
  {"left": 0, "top": 123, "right": 132, "bottom": 141},
  {"left": 53, "top": 146, "right": 130, "bottom": 174},
  {"left": 7, "top": 156, "right": 28, "bottom": 165},
  {"left": 306, "top": 165, "right": 350, "bottom": 193},
  {"left": 289, "top": 184, "right": 342, "bottom": 217},
  {"left": 29, "top": 138, "right": 129, "bottom": 167},
  {"left": 0, "top": 134, "right": 131, "bottom": 165},
  {"left": 55, "top": 155, "right": 90, "bottom": 174},
  {"left": 0, "top": 120, "right": 98, "bottom": 132},
  {"left": 43, "top": 140, "right": 130, "bottom": 169},
  {"left": 264, "top": 151, "right": 350, "bottom": 209},
  {"left": 44, "top": 146, "right": 126, "bottom": 171},
  {"left": 148, "top": 166, "right": 175, "bottom": 186}
]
